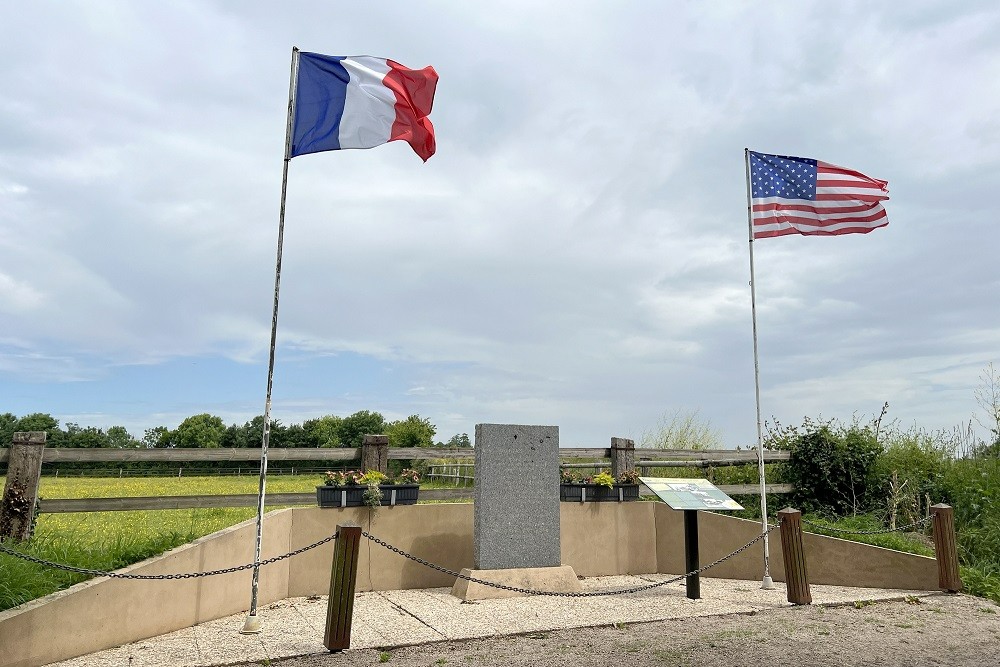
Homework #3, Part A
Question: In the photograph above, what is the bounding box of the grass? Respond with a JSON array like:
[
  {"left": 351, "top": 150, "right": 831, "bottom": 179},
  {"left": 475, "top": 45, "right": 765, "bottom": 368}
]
[{"left": 0, "top": 473, "right": 473, "bottom": 612}]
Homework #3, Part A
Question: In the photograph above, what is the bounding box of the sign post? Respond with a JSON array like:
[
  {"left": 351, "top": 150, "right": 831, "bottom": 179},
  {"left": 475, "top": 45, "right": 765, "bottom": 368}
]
[{"left": 640, "top": 477, "right": 744, "bottom": 600}]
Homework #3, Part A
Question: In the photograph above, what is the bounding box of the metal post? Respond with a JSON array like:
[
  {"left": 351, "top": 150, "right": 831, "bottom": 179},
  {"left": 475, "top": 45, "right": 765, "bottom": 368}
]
[
  {"left": 324, "top": 524, "right": 362, "bottom": 652},
  {"left": 684, "top": 509, "right": 700, "bottom": 600},
  {"left": 931, "top": 504, "right": 962, "bottom": 593},
  {"left": 242, "top": 45, "right": 300, "bottom": 635},
  {"left": 777, "top": 508, "right": 811, "bottom": 604},
  {"left": 745, "top": 147, "right": 774, "bottom": 590}
]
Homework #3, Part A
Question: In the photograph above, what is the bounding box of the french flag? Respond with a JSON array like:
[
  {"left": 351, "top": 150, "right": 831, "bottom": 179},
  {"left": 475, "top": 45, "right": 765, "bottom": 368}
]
[{"left": 290, "top": 52, "right": 438, "bottom": 161}]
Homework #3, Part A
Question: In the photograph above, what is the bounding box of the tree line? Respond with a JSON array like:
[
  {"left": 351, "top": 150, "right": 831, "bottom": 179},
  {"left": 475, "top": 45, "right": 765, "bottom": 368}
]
[{"left": 0, "top": 411, "right": 472, "bottom": 450}]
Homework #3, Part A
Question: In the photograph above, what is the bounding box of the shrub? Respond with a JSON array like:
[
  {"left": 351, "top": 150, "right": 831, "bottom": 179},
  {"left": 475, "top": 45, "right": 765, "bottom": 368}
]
[{"left": 774, "top": 419, "right": 883, "bottom": 515}]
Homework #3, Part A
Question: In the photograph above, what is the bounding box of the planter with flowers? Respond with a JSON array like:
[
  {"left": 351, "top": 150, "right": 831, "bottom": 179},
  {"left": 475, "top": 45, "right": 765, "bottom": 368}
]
[
  {"left": 316, "top": 469, "right": 421, "bottom": 508},
  {"left": 559, "top": 470, "right": 640, "bottom": 502}
]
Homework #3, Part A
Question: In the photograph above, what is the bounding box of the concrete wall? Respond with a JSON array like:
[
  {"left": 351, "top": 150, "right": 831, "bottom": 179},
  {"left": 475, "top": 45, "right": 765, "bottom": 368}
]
[{"left": 0, "top": 502, "right": 939, "bottom": 667}]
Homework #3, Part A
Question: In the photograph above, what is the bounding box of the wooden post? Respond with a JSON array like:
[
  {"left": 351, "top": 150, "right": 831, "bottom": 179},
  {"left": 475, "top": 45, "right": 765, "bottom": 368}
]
[
  {"left": 324, "top": 523, "right": 362, "bottom": 652},
  {"left": 931, "top": 503, "right": 962, "bottom": 593},
  {"left": 361, "top": 435, "right": 388, "bottom": 475},
  {"left": 0, "top": 431, "right": 47, "bottom": 542},
  {"left": 610, "top": 437, "right": 635, "bottom": 480},
  {"left": 777, "top": 507, "right": 811, "bottom": 605}
]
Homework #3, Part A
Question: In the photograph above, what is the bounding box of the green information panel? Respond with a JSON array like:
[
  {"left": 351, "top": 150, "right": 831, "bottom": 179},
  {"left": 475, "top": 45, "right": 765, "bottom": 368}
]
[{"left": 639, "top": 477, "right": 743, "bottom": 511}]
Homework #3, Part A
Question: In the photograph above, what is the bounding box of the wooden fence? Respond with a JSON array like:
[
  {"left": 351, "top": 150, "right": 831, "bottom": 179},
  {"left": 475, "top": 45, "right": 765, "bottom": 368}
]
[{"left": 0, "top": 446, "right": 792, "bottom": 514}]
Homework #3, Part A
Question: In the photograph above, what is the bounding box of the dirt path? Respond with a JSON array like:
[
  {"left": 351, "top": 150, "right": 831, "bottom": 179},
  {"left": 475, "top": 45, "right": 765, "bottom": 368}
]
[{"left": 237, "top": 594, "right": 999, "bottom": 667}]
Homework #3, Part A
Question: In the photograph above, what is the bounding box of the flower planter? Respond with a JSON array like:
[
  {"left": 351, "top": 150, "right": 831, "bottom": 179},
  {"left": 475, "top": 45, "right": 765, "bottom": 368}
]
[
  {"left": 559, "top": 483, "right": 639, "bottom": 503},
  {"left": 315, "top": 484, "right": 419, "bottom": 508}
]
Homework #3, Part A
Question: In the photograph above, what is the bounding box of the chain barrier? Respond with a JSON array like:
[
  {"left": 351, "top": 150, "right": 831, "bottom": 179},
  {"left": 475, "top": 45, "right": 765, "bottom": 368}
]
[
  {"left": 0, "top": 531, "right": 339, "bottom": 580},
  {"left": 800, "top": 514, "right": 934, "bottom": 536},
  {"left": 361, "top": 522, "right": 781, "bottom": 598}
]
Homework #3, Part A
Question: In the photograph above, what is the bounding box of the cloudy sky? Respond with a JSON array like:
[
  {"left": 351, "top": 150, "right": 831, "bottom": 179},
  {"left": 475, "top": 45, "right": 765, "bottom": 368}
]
[{"left": 2, "top": 1, "right": 998, "bottom": 448}]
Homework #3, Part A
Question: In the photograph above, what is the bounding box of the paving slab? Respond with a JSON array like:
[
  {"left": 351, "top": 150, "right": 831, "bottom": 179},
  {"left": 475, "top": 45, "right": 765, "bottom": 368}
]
[{"left": 45, "top": 575, "right": 937, "bottom": 667}]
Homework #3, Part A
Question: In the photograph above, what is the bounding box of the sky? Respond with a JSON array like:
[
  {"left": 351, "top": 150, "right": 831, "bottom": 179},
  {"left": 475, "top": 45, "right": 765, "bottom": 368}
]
[{"left": 1, "top": 1, "right": 999, "bottom": 449}]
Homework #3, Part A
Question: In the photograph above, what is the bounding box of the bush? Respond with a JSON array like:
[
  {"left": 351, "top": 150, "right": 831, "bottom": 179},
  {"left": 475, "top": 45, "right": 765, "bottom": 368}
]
[{"left": 771, "top": 418, "right": 883, "bottom": 515}]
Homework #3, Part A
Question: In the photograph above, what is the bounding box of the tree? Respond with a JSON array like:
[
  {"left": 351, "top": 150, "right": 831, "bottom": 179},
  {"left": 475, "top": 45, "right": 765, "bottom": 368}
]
[
  {"left": 974, "top": 362, "right": 1000, "bottom": 456},
  {"left": 386, "top": 415, "right": 436, "bottom": 448},
  {"left": 14, "top": 413, "right": 65, "bottom": 446},
  {"left": 170, "top": 414, "right": 226, "bottom": 448},
  {"left": 142, "top": 426, "right": 170, "bottom": 449},
  {"left": 0, "top": 412, "right": 18, "bottom": 446},
  {"left": 337, "top": 410, "right": 386, "bottom": 448},
  {"left": 107, "top": 426, "right": 139, "bottom": 449},
  {"left": 445, "top": 433, "right": 472, "bottom": 448},
  {"left": 304, "top": 415, "right": 343, "bottom": 447},
  {"left": 640, "top": 408, "right": 722, "bottom": 450},
  {"left": 68, "top": 426, "right": 110, "bottom": 449}
]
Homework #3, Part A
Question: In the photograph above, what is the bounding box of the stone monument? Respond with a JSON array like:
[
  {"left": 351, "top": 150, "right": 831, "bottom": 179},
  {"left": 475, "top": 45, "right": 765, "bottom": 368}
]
[{"left": 451, "top": 423, "right": 582, "bottom": 600}]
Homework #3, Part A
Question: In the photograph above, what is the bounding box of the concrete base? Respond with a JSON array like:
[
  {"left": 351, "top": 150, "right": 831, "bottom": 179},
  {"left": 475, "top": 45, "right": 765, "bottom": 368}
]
[{"left": 451, "top": 565, "right": 582, "bottom": 601}]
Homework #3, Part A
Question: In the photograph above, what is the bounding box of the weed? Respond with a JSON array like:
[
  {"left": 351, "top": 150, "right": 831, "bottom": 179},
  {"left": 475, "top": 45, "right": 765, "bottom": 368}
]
[
  {"left": 904, "top": 595, "right": 922, "bottom": 605},
  {"left": 379, "top": 651, "right": 391, "bottom": 663},
  {"left": 853, "top": 600, "right": 875, "bottom": 609},
  {"left": 613, "top": 622, "right": 627, "bottom": 630},
  {"left": 979, "top": 607, "right": 997, "bottom": 614}
]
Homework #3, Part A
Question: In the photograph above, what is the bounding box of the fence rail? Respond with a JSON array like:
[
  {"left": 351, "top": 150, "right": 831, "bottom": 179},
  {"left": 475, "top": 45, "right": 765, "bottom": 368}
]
[
  {"left": 36, "top": 484, "right": 793, "bottom": 513},
  {"left": 0, "top": 446, "right": 789, "bottom": 464}
]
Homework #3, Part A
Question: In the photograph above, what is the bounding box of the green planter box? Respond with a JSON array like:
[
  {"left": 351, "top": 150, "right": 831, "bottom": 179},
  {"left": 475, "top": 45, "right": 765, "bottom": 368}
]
[
  {"left": 315, "top": 484, "right": 419, "bottom": 508},
  {"left": 559, "top": 483, "right": 639, "bottom": 502}
]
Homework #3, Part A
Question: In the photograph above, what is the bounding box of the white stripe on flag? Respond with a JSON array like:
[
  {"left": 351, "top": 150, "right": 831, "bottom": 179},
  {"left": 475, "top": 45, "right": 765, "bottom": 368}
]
[{"left": 340, "top": 57, "right": 395, "bottom": 150}]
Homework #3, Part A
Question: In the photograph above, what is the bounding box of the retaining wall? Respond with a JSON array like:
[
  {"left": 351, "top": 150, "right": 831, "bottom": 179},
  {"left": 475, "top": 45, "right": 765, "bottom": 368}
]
[{"left": 0, "top": 502, "right": 938, "bottom": 667}]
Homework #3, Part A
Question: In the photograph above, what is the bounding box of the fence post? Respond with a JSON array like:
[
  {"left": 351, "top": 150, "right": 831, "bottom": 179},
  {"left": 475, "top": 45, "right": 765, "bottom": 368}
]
[
  {"left": 777, "top": 507, "right": 811, "bottom": 605},
  {"left": 0, "top": 431, "right": 47, "bottom": 542},
  {"left": 931, "top": 503, "right": 962, "bottom": 593},
  {"left": 361, "top": 435, "right": 389, "bottom": 475},
  {"left": 324, "top": 523, "right": 362, "bottom": 652},
  {"left": 610, "top": 437, "right": 635, "bottom": 480}
]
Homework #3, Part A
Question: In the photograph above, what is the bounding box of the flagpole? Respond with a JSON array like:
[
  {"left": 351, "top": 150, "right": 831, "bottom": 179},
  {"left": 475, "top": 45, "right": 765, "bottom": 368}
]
[
  {"left": 744, "top": 148, "right": 774, "bottom": 590},
  {"left": 241, "top": 46, "right": 300, "bottom": 634}
]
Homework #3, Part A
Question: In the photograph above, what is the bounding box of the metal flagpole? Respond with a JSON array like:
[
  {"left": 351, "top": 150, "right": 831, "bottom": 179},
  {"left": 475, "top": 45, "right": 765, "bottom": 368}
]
[
  {"left": 241, "top": 46, "right": 301, "bottom": 634},
  {"left": 744, "top": 148, "right": 775, "bottom": 590}
]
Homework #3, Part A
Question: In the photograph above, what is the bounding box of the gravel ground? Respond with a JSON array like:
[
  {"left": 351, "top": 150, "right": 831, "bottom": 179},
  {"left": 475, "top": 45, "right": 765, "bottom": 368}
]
[{"left": 233, "top": 594, "right": 1000, "bottom": 667}]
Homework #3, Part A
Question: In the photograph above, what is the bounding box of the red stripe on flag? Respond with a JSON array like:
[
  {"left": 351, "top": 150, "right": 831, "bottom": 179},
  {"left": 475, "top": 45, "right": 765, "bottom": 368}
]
[{"left": 383, "top": 60, "right": 439, "bottom": 162}]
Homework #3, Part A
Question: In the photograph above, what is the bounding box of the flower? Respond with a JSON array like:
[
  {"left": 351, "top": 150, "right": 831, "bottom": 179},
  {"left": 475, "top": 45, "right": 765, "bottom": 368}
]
[
  {"left": 560, "top": 469, "right": 580, "bottom": 483},
  {"left": 395, "top": 468, "right": 420, "bottom": 485},
  {"left": 322, "top": 469, "right": 365, "bottom": 486},
  {"left": 617, "top": 470, "right": 640, "bottom": 485}
]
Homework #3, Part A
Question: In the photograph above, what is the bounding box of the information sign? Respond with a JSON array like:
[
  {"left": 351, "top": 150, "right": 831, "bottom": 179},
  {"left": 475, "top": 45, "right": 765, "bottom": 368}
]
[{"left": 639, "top": 477, "right": 743, "bottom": 511}]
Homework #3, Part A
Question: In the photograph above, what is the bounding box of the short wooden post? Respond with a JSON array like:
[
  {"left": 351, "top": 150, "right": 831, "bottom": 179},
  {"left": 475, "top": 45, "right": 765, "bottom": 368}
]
[
  {"left": 931, "top": 503, "right": 962, "bottom": 593},
  {"left": 0, "top": 431, "right": 47, "bottom": 542},
  {"left": 361, "top": 434, "right": 388, "bottom": 475},
  {"left": 610, "top": 437, "right": 635, "bottom": 480},
  {"left": 324, "top": 524, "right": 362, "bottom": 652},
  {"left": 777, "top": 507, "right": 811, "bottom": 605}
]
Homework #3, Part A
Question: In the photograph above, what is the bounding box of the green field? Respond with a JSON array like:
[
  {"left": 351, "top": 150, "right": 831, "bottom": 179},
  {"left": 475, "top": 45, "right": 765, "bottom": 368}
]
[{"left": 0, "top": 474, "right": 336, "bottom": 611}]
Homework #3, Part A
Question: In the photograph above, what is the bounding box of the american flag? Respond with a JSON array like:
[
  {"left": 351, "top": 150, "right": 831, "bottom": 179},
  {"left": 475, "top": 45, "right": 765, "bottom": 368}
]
[{"left": 749, "top": 151, "right": 889, "bottom": 239}]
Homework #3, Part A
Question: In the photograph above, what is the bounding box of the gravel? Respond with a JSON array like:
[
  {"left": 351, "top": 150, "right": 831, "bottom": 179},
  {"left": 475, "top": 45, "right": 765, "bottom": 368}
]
[{"left": 232, "top": 593, "right": 1000, "bottom": 667}]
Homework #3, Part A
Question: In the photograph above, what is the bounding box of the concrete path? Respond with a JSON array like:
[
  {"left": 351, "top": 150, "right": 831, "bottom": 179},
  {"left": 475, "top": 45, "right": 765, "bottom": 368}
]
[{"left": 48, "top": 575, "right": 936, "bottom": 667}]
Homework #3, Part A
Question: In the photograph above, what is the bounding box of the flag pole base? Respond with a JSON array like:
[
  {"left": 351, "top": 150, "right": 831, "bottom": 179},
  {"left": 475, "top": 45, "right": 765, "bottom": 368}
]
[
  {"left": 240, "top": 613, "right": 262, "bottom": 634},
  {"left": 761, "top": 575, "right": 776, "bottom": 590}
]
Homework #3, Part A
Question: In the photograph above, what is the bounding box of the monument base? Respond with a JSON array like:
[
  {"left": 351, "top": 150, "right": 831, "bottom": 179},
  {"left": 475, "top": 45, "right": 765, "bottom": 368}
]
[{"left": 451, "top": 565, "right": 582, "bottom": 601}]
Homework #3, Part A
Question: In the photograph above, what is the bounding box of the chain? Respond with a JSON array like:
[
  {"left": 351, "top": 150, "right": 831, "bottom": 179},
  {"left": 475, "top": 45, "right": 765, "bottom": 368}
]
[
  {"left": 800, "top": 514, "right": 934, "bottom": 536},
  {"left": 0, "top": 531, "right": 339, "bottom": 580},
  {"left": 361, "top": 522, "right": 780, "bottom": 598}
]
